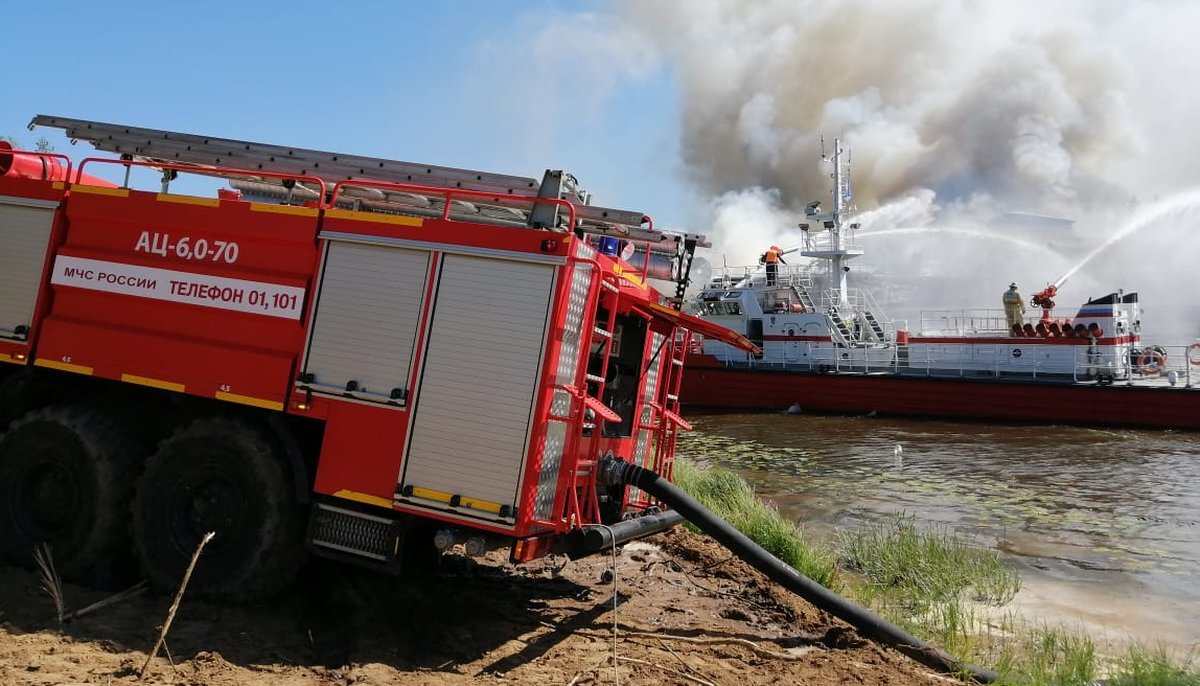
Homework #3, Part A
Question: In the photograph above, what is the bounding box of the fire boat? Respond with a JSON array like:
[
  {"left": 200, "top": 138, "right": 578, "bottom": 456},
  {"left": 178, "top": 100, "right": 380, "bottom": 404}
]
[{"left": 681, "top": 141, "right": 1200, "bottom": 430}]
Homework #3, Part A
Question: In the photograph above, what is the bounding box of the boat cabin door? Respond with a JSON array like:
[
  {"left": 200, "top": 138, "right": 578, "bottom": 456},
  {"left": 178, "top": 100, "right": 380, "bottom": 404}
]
[
  {"left": 747, "top": 319, "right": 764, "bottom": 359},
  {"left": 783, "top": 326, "right": 801, "bottom": 362}
]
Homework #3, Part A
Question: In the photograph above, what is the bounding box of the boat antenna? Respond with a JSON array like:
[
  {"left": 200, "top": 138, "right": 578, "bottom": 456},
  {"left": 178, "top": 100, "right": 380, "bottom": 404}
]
[{"left": 800, "top": 138, "right": 863, "bottom": 309}]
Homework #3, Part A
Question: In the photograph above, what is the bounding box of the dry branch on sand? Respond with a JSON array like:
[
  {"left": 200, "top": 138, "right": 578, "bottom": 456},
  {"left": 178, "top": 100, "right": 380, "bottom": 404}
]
[{"left": 140, "top": 531, "right": 215, "bottom": 679}]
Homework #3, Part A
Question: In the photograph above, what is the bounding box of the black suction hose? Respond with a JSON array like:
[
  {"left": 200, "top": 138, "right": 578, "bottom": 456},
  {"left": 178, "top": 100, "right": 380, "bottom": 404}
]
[{"left": 602, "top": 458, "right": 999, "bottom": 684}]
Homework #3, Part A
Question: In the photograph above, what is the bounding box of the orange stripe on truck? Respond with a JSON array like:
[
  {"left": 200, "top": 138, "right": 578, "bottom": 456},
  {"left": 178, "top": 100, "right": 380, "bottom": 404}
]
[
  {"left": 120, "top": 373, "right": 186, "bottom": 392},
  {"left": 34, "top": 358, "right": 94, "bottom": 375},
  {"left": 215, "top": 390, "right": 285, "bottom": 411}
]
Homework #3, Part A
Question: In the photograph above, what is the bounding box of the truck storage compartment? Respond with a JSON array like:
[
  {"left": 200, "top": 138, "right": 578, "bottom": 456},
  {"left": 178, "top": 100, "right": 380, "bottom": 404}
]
[
  {"left": 302, "top": 240, "right": 431, "bottom": 406},
  {"left": 397, "top": 254, "right": 557, "bottom": 526},
  {"left": 0, "top": 197, "right": 57, "bottom": 344}
]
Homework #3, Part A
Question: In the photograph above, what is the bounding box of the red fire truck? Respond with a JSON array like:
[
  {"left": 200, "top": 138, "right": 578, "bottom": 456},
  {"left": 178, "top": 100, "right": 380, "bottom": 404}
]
[{"left": 0, "top": 116, "right": 754, "bottom": 599}]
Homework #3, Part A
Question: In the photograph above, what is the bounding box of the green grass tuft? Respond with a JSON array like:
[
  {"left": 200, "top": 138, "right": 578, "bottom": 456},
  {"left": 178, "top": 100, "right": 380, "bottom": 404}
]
[
  {"left": 836, "top": 512, "right": 1020, "bottom": 613},
  {"left": 1106, "top": 644, "right": 1200, "bottom": 686},
  {"left": 672, "top": 460, "right": 839, "bottom": 587}
]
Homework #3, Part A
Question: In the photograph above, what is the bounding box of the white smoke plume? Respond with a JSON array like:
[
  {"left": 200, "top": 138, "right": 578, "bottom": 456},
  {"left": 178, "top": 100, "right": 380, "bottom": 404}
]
[
  {"left": 616, "top": 0, "right": 1152, "bottom": 215},
  {"left": 609, "top": 0, "right": 1200, "bottom": 339},
  {"left": 706, "top": 186, "right": 801, "bottom": 267}
]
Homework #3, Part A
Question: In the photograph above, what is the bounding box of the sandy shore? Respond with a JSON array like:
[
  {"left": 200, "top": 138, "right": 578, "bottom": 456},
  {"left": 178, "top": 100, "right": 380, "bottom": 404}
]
[{"left": 0, "top": 528, "right": 948, "bottom": 685}]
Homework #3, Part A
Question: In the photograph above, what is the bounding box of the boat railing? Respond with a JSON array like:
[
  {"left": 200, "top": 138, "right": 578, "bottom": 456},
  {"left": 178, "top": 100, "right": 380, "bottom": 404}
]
[
  {"left": 899, "top": 344, "right": 1068, "bottom": 380},
  {"left": 918, "top": 308, "right": 1010, "bottom": 335},
  {"left": 779, "top": 266, "right": 817, "bottom": 290},
  {"left": 812, "top": 287, "right": 895, "bottom": 344},
  {"left": 894, "top": 341, "right": 1194, "bottom": 386},
  {"left": 714, "top": 342, "right": 899, "bottom": 374},
  {"left": 706, "top": 262, "right": 817, "bottom": 290},
  {"left": 904, "top": 345, "right": 1005, "bottom": 378},
  {"left": 1103, "top": 343, "right": 1194, "bottom": 387},
  {"left": 801, "top": 228, "right": 864, "bottom": 253},
  {"left": 705, "top": 265, "right": 753, "bottom": 289},
  {"left": 855, "top": 287, "right": 894, "bottom": 341},
  {"left": 715, "top": 341, "right": 1193, "bottom": 385},
  {"left": 815, "top": 287, "right": 887, "bottom": 313},
  {"left": 825, "top": 345, "right": 897, "bottom": 373}
]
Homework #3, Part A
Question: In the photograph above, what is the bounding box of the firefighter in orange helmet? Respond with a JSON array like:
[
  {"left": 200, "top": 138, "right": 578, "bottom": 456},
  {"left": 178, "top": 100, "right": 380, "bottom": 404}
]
[{"left": 760, "top": 245, "right": 785, "bottom": 286}]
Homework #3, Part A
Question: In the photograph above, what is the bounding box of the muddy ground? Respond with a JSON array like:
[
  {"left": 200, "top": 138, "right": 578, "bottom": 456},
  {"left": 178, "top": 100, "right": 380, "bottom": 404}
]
[{"left": 0, "top": 528, "right": 950, "bottom": 685}]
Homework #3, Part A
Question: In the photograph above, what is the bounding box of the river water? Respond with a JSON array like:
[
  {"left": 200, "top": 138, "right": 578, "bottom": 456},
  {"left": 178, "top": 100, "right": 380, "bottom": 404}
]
[{"left": 675, "top": 413, "right": 1200, "bottom": 651}]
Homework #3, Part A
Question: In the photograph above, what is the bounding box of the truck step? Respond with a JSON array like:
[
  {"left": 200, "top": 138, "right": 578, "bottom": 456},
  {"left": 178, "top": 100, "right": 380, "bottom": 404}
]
[{"left": 308, "top": 503, "right": 396, "bottom": 562}]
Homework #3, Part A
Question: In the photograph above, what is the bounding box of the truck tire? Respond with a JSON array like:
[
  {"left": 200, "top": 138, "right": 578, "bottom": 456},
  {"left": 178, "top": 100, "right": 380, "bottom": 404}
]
[
  {"left": 131, "top": 418, "right": 305, "bottom": 601},
  {"left": 0, "top": 369, "right": 72, "bottom": 431},
  {"left": 0, "top": 405, "right": 140, "bottom": 586}
]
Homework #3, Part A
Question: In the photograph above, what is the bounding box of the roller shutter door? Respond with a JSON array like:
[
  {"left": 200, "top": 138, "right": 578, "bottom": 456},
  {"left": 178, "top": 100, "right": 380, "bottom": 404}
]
[
  {"left": 0, "top": 199, "right": 57, "bottom": 342},
  {"left": 302, "top": 241, "right": 430, "bottom": 404},
  {"left": 400, "top": 254, "right": 555, "bottom": 520}
]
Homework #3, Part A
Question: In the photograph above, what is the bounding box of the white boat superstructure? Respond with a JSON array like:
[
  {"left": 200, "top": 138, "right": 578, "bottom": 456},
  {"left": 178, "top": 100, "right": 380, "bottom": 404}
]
[
  {"left": 689, "top": 141, "right": 1195, "bottom": 386},
  {"left": 694, "top": 261, "right": 898, "bottom": 368}
]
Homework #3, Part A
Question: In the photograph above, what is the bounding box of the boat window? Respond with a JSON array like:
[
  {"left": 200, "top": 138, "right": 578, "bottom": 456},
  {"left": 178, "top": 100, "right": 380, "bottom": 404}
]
[{"left": 699, "top": 301, "right": 741, "bottom": 316}]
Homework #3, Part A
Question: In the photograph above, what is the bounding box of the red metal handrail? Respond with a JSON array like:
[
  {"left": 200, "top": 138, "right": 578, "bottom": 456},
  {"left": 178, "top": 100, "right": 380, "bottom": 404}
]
[
  {"left": 330, "top": 178, "right": 578, "bottom": 231},
  {"left": 75, "top": 157, "right": 328, "bottom": 200}
]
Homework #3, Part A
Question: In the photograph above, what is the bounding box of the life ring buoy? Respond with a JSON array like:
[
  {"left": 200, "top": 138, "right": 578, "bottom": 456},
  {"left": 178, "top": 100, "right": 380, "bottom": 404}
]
[
  {"left": 1136, "top": 349, "right": 1167, "bottom": 376},
  {"left": 1188, "top": 343, "right": 1200, "bottom": 366}
]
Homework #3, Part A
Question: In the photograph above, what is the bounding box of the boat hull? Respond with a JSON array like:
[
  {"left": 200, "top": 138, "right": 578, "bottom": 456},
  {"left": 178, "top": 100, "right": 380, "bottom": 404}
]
[{"left": 681, "top": 355, "right": 1200, "bottom": 430}]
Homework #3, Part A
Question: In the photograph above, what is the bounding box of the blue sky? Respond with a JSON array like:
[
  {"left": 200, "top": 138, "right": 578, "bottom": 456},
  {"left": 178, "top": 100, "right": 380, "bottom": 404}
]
[{"left": 1, "top": 1, "right": 697, "bottom": 228}]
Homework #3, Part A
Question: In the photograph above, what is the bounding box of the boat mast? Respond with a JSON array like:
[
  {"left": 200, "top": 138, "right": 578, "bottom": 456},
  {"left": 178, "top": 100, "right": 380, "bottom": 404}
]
[{"left": 800, "top": 138, "right": 862, "bottom": 309}]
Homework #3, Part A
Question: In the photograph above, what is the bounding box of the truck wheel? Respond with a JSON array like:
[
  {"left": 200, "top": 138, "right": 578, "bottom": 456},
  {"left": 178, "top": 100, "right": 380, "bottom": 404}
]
[
  {"left": 0, "top": 405, "right": 140, "bottom": 585},
  {"left": 131, "top": 418, "right": 304, "bottom": 601},
  {"left": 0, "top": 369, "right": 71, "bottom": 432}
]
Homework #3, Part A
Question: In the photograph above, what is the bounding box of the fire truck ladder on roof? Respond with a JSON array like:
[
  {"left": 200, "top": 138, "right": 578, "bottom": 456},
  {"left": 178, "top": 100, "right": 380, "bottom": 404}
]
[{"left": 30, "top": 115, "right": 706, "bottom": 247}]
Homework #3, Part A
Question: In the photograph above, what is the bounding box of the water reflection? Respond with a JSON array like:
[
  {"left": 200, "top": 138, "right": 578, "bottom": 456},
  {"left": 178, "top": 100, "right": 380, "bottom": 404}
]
[{"left": 676, "top": 413, "right": 1200, "bottom": 646}]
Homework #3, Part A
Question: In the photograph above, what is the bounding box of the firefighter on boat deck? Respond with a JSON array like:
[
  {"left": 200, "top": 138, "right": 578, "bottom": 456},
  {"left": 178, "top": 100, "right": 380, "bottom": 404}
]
[
  {"left": 1003, "top": 282, "right": 1025, "bottom": 329},
  {"left": 761, "top": 245, "right": 785, "bottom": 286}
]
